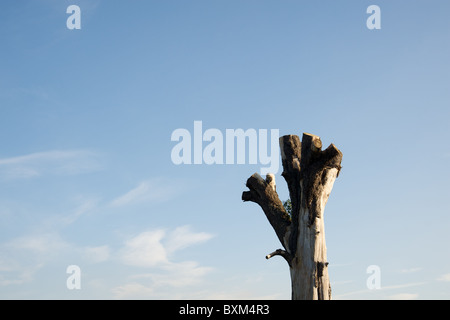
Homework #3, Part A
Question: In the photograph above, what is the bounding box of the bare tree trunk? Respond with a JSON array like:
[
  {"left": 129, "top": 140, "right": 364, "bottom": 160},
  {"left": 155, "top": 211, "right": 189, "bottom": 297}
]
[{"left": 242, "top": 133, "right": 342, "bottom": 300}]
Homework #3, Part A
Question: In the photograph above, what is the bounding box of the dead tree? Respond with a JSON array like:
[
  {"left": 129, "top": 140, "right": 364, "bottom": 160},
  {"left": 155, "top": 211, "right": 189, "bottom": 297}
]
[{"left": 242, "top": 133, "right": 342, "bottom": 300}]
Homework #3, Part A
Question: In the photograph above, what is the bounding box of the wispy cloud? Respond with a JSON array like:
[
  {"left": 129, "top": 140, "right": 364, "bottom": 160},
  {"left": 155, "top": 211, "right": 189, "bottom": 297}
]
[
  {"left": 119, "top": 229, "right": 168, "bottom": 268},
  {"left": 0, "top": 230, "right": 112, "bottom": 288},
  {"left": 0, "top": 233, "right": 69, "bottom": 287},
  {"left": 165, "top": 226, "right": 213, "bottom": 254},
  {"left": 0, "top": 222, "right": 213, "bottom": 298},
  {"left": 111, "top": 282, "right": 155, "bottom": 300},
  {"left": 130, "top": 261, "right": 213, "bottom": 288},
  {"left": 0, "top": 150, "right": 102, "bottom": 180},
  {"left": 388, "top": 293, "right": 419, "bottom": 300},
  {"left": 334, "top": 281, "right": 428, "bottom": 299},
  {"left": 0, "top": 264, "right": 43, "bottom": 287},
  {"left": 110, "top": 179, "right": 179, "bottom": 207},
  {"left": 437, "top": 273, "right": 450, "bottom": 282},
  {"left": 57, "top": 198, "right": 99, "bottom": 227},
  {"left": 400, "top": 267, "right": 422, "bottom": 274},
  {"left": 82, "top": 246, "right": 110, "bottom": 264},
  {"left": 118, "top": 225, "right": 214, "bottom": 268},
  {"left": 381, "top": 282, "right": 428, "bottom": 290},
  {"left": 113, "top": 225, "right": 214, "bottom": 299},
  {"left": 5, "top": 233, "right": 69, "bottom": 255}
]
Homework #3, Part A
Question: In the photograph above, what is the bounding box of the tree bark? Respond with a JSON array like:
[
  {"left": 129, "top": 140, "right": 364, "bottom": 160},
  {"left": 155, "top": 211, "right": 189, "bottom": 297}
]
[{"left": 242, "top": 132, "right": 342, "bottom": 300}]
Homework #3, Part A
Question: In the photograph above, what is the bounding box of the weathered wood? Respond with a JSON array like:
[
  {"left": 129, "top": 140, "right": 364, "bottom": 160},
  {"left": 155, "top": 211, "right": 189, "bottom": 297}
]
[
  {"left": 242, "top": 132, "right": 342, "bottom": 300},
  {"left": 242, "top": 173, "right": 291, "bottom": 250}
]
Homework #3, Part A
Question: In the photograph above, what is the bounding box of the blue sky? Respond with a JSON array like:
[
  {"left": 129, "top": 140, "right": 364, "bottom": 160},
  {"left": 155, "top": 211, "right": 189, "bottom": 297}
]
[{"left": 0, "top": 0, "right": 450, "bottom": 299}]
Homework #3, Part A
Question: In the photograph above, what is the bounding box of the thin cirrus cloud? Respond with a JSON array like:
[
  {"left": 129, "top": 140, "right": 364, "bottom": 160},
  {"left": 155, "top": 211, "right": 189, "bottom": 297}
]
[
  {"left": 82, "top": 245, "right": 111, "bottom": 264},
  {"left": 437, "top": 273, "right": 450, "bottom": 282},
  {"left": 388, "top": 293, "right": 419, "bottom": 300},
  {"left": 164, "top": 225, "right": 214, "bottom": 254},
  {"left": 400, "top": 267, "right": 423, "bottom": 274},
  {"left": 109, "top": 179, "right": 180, "bottom": 207},
  {"left": 4, "top": 232, "right": 69, "bottom": 256},
  {"left": 0, "top": 232, "right": 69, "bottom": 287},
  {"left": 0, "top": 149, "right": 102, "bottom": 179},
  {"left": 334, "top": 281, "right": 428, "bottom": 299}
]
